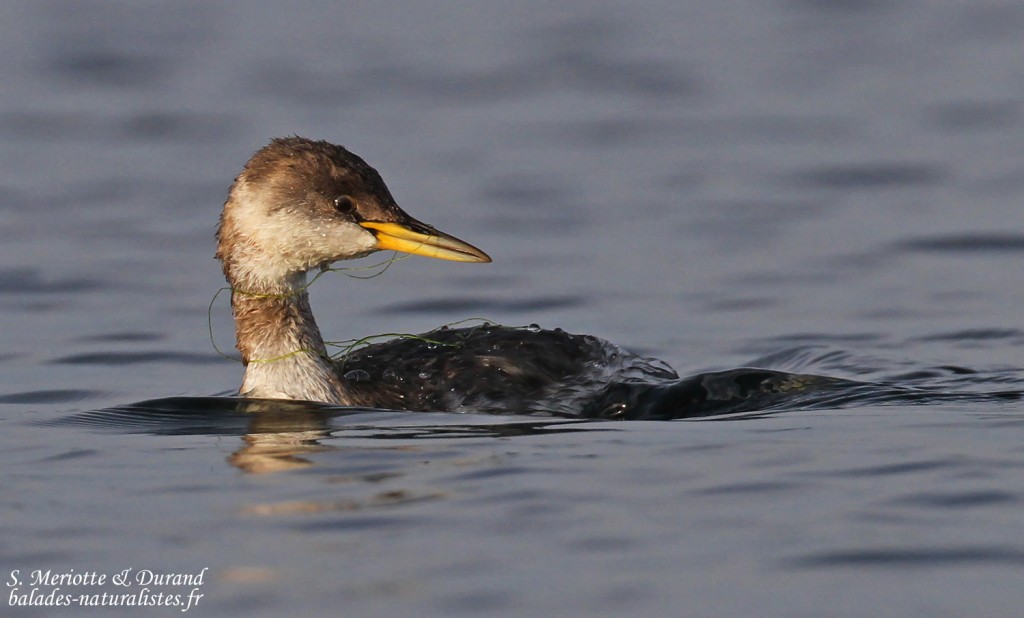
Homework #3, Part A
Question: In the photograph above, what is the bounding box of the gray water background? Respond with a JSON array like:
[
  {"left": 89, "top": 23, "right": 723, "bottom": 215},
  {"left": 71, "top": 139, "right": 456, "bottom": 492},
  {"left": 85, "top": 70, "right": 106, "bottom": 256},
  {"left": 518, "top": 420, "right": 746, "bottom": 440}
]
[{"left": 2, "top": 1, "right": 1024, "bottom": 616}]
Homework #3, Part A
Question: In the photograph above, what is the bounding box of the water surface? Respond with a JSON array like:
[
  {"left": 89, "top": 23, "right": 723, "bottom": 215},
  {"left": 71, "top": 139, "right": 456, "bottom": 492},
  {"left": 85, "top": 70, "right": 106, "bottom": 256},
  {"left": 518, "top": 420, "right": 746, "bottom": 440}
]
[{"left": 2, "top": 1, "right": 1023, "bottom": 616}]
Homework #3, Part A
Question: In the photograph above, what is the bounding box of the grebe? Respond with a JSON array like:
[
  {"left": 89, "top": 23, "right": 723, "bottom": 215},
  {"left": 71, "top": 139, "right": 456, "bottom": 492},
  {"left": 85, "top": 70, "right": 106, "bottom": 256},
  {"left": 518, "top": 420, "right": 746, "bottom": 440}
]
[{"left": 216, "top": 137, "right": 834, "bottom": 419}]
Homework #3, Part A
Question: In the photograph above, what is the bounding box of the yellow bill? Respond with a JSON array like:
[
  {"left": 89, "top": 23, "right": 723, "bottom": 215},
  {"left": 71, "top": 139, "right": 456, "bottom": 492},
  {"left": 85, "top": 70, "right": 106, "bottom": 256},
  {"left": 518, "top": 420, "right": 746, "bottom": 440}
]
[{"left": 359, "top": 221, "right": 492, "bottom": 263}]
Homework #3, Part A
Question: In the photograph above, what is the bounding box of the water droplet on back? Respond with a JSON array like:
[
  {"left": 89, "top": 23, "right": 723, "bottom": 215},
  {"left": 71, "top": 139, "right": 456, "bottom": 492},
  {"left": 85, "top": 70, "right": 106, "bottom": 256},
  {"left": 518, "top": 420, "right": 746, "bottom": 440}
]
[{"left": 344, "top": 369, "right": 371, "bottom": 383}]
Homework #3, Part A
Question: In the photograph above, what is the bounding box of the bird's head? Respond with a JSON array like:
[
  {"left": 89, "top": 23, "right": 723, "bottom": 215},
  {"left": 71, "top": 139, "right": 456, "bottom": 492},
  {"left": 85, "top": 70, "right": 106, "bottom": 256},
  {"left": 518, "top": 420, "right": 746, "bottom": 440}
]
[{"left": 216, "top": 137, "right": 490, "bottom": 290}]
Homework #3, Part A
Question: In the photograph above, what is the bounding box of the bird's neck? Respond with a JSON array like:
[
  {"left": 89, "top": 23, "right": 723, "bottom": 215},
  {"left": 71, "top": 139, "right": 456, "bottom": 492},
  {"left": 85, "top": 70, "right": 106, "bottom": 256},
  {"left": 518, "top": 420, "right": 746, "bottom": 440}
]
[{"left": 228, "top": 271, "right": 349, "bottom": 404}]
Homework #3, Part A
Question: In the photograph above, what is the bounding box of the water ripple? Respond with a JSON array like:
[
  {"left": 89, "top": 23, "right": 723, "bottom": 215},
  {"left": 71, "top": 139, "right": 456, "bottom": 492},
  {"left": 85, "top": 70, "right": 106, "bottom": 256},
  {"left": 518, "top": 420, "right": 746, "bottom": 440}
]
[
  {"left": 894, "top": 233, "right": 1024, "bottom": 253},
  {"left": 791, "top": 163, "right": 946, "bottom": 189},
  {"left": 785, "top": 546, "right": 1024, "bottom": 569},
  {"left": 375, "top": 295, "right": 584, "bottom": 315},
  {"left": 42, "top": 396, "right": 600, "bottom": 438},
  {"left": 0, "top": 389, "right": 105, "bottom": 404},
  {"left": 913, "top": 328, "right": 1023, "bottom": 342},
  {"left": 887, "top": 490, "right": 1018, "bottom": 509},
  {"left": 50, "top": 351, "right": 225, "bottom": 365},
  {"left": 0, "top": 268, "right": 107, "bottom": 294},
  {"left": 810, "top": 459, "right": 957, "bottom": 479}
]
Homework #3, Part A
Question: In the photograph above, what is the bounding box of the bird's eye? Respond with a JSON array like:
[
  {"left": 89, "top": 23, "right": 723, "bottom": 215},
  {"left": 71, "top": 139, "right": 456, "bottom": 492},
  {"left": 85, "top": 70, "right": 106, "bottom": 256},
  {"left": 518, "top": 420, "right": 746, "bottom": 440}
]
[{"left": 334, "top": 195, "right": 356, "bottom": 215}]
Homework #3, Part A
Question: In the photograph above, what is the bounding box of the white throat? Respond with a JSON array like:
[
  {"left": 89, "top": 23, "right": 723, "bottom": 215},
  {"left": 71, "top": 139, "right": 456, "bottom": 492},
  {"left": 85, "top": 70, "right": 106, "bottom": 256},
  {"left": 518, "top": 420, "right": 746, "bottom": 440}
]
[{"left": 227, "top": 272, "right": 349, "bottom": 404}]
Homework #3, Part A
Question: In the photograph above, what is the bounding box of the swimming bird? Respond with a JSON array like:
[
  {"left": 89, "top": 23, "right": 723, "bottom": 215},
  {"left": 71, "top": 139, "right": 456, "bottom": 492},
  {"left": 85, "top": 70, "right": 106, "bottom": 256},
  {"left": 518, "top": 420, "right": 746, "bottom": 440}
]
[{"left": 216, "top": 137, "right": 838, "bottom": 419}]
